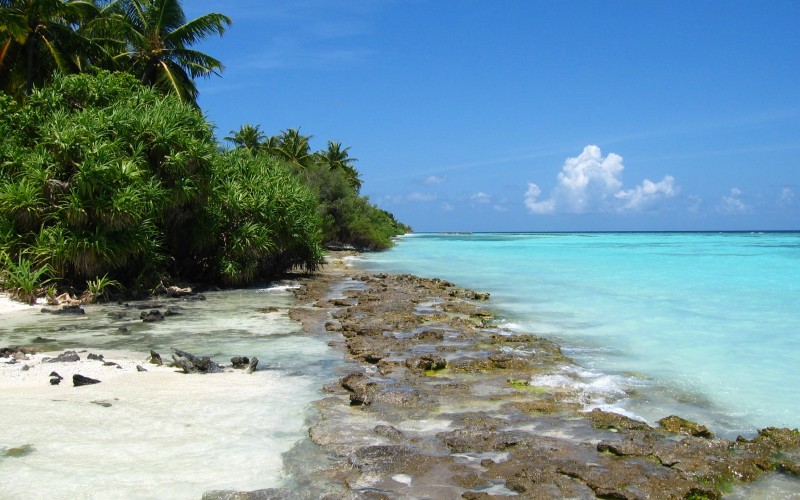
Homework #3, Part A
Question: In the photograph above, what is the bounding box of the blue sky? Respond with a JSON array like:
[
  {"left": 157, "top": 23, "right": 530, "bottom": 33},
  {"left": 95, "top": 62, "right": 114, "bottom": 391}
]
[{"left": 185, "top": 1, "right": 799, "bottom": 232}]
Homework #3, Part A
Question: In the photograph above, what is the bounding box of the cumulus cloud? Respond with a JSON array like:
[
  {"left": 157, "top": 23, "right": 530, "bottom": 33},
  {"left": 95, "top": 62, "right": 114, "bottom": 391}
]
[
  {"left": 524, "top": 145, "right": 678, "bottom": 214},
  {"left": 524, "top": 183, "right": 556, "bottom": 214},
  {"left": 615, "top": 176, "right": 677, "bottom": 211},
  {"left": 424, "top": 175, "right": 447, "bottom": 185},
  {"left": 717, "top": 187, "right": 750, "bottom": 214}
]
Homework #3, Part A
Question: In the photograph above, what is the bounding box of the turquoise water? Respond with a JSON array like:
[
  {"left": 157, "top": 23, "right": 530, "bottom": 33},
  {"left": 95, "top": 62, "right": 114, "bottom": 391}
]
[{"left": 360, "top": 232, "right": 800, "bottom": 437}]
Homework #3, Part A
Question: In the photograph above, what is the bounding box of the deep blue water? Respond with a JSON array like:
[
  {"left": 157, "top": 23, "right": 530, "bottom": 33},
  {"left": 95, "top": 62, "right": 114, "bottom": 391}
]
[{"left": 360, "top": 232, "right": 800, "bottom": 437}]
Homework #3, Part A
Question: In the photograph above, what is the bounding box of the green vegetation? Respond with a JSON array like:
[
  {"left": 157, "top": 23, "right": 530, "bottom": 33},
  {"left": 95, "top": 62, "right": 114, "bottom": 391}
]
[
  {"left": 226, "top": 124, "right": 410, "bottom": 251},
  {"left": 0, "top": 1, "right": 409, "bottom": 303}
]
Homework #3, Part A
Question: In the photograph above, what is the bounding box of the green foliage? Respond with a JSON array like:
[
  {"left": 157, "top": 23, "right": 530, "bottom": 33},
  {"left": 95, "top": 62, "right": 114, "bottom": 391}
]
[
  {"left": 83, "top": 273, "right": 121, "bottom": 303},
  {"left": 0, "top": 69, "right": 408, "bottom": 299},
  {"left": 0, "top": 71, "right": 215, "bottom": 288},
  {"left": 108, "top": 0, "right": 232, "bottom": 105},
  {"left": 226, "top": 124, "right": 409, "bottom": 251},
  {"left": 1, "top": 254, "right": 53, "bottom": 304},
  {"left": 295, "top": 161, "right": 409, "bottom": 250},
  {"left": 205, "top": 150, "right": 323, "bottom": 285}
]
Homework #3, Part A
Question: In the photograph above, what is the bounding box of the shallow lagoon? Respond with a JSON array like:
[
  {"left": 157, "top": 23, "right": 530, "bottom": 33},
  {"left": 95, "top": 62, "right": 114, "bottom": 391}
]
[{"left": 362, "top": 232, "right": 800, "bottom": 438}]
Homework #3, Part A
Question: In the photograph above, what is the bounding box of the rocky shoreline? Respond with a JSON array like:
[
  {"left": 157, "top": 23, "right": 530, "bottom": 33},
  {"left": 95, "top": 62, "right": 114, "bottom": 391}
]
[{"left": 275, "top": 253, "right": 800, "bottom": 499}]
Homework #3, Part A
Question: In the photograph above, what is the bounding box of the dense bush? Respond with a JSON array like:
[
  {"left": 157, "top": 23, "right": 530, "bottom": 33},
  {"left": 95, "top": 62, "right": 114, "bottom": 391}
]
[
  {"left": 0, "top": 71, "right": 323, "bottom": 295},
  {"left": 204, "top": 150, "right": 322, "bottom": 285}
]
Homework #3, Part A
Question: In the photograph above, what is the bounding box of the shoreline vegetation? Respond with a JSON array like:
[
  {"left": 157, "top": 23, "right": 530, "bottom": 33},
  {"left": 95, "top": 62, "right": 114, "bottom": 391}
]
[
  {"left": 1, "top": 0, "right": 408, "bottom": 305},
  {"left": 0, "top": 70, "right": 409, "bottom": 304}
]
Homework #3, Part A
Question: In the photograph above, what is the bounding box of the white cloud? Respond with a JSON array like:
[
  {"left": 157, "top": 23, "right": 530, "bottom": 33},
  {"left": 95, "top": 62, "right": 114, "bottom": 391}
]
[
  {"left": 777, "top": 187, "right": 794, "bottom": 207},
  {"left": 615, "top": 176, "right": 677, "bottom": 211},
  {"left": 424, "top": 175, "right": 447, "bottom": 185},
  {"left": 717, "top": 187, "right": 750, "bottom": 214},
  {"left": 524, "top": 145, "right": 678, "bottom": 214},
  {"left": 471, "top": 192, "right": 492, "bottom": 204},
  {"left": 524, "top": 183, "right": 556, "bottom": 214},
  {"left": 441, "top": 202, "right": 454, "bottom": 212}
]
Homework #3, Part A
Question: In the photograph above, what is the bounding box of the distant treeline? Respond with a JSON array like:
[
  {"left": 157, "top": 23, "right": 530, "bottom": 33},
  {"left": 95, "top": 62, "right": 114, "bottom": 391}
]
[{"left": 0, "top": 71, "right": 408, "bottom": 302}]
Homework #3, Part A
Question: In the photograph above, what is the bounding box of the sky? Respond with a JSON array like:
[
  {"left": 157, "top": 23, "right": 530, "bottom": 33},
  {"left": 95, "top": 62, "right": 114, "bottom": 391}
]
[{"left": 185, "top": 0, "right": 800, "bottom": 232}]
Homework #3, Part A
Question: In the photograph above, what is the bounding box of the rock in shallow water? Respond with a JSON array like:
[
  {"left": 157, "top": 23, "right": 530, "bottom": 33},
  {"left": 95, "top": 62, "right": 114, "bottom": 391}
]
[
  {"left": 230, "top": 356, "right": 250, "bottom": 369},
  {"left": 46, "top": 351, "right": 80, "bottom": 363},
  {"left": 172, "top": 348, "right": 222, "bottom": 374}
]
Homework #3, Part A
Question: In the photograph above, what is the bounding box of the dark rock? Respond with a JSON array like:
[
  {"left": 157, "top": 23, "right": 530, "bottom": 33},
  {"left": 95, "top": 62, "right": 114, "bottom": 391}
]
[
  {"left": 172, "top": 348, "right": 222, "bottom": 374},
  {"left": 129, "top": 302, "right": 162, "bottom": 310},
  {"left": 136, "top": 365, "right": 148, "bottom": 372},
  {"left": 587, "top": 408, "right": 652, "bottom": 431},
  {"left": 41, "top": 305, "right": 85, "bottom": 315},
  {"left": 753, "top": 427, "right": 800, "bottom": 449},
  {"left": 91, "top": 400, "right": 113, "bottom": 407},
  {"left": 340, "top": 372, "right": 377, "bottom": 406},
  {"left": 246, "top": 357, "right": 259, "bottom": 373},
  {"left": 374, "top": 425, "right": 404, "bottom": 440},
  {"left": 103, "top": 361, "right": 121, "bottom": 368},
  {"left": 32, "top": 336, "right": 56, "bottom": 343},
  {"left": 140, "top": 310, "right": 165, "bottom": 322},
  {"left": 363, "top": 352, "right": 385, "bottom": 363},
  {"left": 87, "top": 353, "right": 105, "bottom": 361},
  {"left": 47, "top": 351, "right": 80, "bottom": 363},
  {"left": 149, "top": 350, "right": 163, "bottom": 365},
  {"left": 164, "top": 306, "right": 183, "bottom": 316},
  {"left": 231, "top": 356, "right": 250, "bottom": 369},
  {"left": 116, "top": 327, "right": 129, "bottom": 334},
  {"left": 658, "top": 415, "right": 714, "bottom": 438},
  {"left": 404, "top": 355, "right": 447, "bottom": 371},
  {"left": 415, "top": 330, "right": 445, "bottom": 341},
  {"left": 182, "top": 294, "right": 206, "bottom": 302},
  {"left": 257, "top": 306, "right": 280, "bottom": 313},
  {"left": 49, "top": 371, "right": 63, "bottom": 385},
  {"left": 73, "top": 374, "right": 101, "bottom": 386},
  {"left": 108, "top": 311, "right": 127, "bottom": 320}
]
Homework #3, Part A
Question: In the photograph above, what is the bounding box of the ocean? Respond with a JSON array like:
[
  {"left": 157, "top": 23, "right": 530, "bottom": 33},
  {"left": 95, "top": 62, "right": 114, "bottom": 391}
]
[{"left": 359, "top": 232, "right": 800, "bottom": 438}]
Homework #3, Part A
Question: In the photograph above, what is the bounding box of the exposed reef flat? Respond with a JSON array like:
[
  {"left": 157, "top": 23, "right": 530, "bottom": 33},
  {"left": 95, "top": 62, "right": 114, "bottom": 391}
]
[{"left": 280, "top": 252, "right": 800, "bottom": 499}]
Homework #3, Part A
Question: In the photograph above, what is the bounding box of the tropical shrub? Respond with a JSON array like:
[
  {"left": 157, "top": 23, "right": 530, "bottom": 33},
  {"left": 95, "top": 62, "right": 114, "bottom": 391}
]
[{"left": 205, "top": 150, "right": 323, "bottom": 285}]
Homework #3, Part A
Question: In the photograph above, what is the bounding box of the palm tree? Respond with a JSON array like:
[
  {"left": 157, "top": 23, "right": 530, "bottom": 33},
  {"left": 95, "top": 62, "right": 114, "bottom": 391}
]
[
  {"left": 0, "top": 0, "right": 101, "bottom": 97},
  {"left": 275, "top": 128, "right": 313, "bottom": 167},
  {"left": 225, "top": 124, "right": 266, "bottom": 153},
  {"left": 317, "top": 140, "right": 361, "bottom": 191},
  {"left": 109, "top": 0, "right": 231, "bottom": 104}
]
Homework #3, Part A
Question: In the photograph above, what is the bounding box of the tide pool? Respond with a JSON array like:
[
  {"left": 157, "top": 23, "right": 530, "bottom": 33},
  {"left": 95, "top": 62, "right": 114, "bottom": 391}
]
[{"left": 361, "top": 232, "right": 800, "bottom": 437}]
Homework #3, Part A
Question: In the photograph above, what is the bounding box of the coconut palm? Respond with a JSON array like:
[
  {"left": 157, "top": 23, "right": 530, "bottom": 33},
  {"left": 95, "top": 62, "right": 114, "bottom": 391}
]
[
  {"left": 317, "top": 140, "right": 362, "bottom": 192},
  {"left": 109, "top": 0, "right": 231, "bottom": 104},
  {"left": 225, "top": 124, "right": 266, "bottom": 153},
  {"left": 275, "top": 128, "right": 313, "bottom": 167},
  {"left": 0, "top": 0, "right": 101, "bottom": 96}
]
